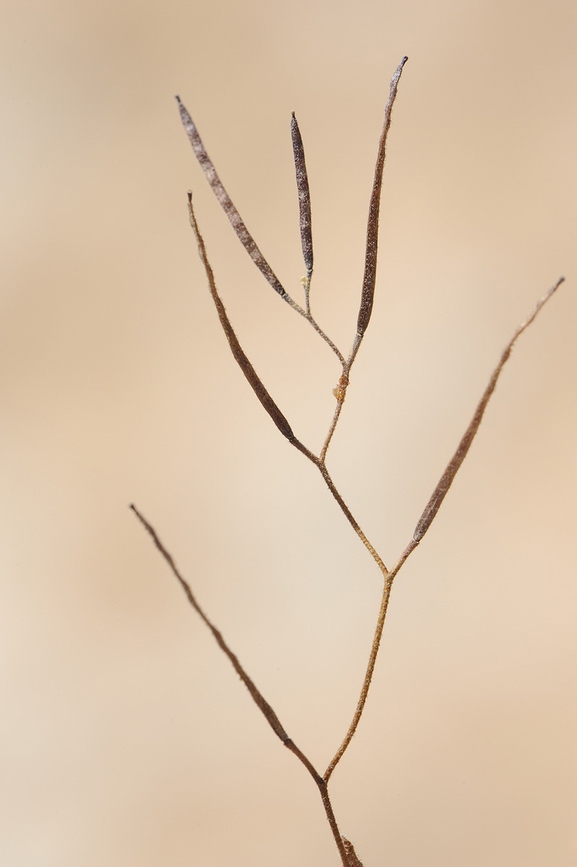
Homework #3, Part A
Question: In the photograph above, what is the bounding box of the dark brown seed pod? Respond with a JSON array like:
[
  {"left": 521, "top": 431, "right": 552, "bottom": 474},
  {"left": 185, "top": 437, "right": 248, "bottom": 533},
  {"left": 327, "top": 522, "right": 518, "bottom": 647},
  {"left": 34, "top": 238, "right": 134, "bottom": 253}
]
[{"left": 291, "top": 112, "right": 313, "bottom": 276}]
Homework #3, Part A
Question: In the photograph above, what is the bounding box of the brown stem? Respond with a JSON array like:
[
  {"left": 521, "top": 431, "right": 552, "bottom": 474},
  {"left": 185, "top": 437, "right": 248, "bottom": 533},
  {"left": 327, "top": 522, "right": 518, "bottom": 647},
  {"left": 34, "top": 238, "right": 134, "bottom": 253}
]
[
  {"left": 316, "top": 778, "right": 353, "bottom": 867},
  {"left": 324, "top": 542, "right": 416, "bottom": 782},
  {"left": 130, "top": 502, "right": 355, "bottom": 866},
  {"left": 413, "top": 277, "right": 565, "bottom": 542},
  {"left": 317, "top": 461, "right": 389, "bottom": 576}
]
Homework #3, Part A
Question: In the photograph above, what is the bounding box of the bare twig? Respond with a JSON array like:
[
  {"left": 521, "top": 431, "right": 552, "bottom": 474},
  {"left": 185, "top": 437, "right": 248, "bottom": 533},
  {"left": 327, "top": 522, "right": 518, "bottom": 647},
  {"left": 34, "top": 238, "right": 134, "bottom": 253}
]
[
  {"left": 165, "top": 58, "right": 569, "bottom": 865},
  {"left": 412, "top": 276, "right": 565, "bottom": 543},
  {"left": 325, "top": 276, "right": 566, "bottom": 783},
  {"left": 187, "top": 191, "right": 311, "bottom": 455},
  {"left": 130, "top": 502, "right": 354, "bottom": 867}
]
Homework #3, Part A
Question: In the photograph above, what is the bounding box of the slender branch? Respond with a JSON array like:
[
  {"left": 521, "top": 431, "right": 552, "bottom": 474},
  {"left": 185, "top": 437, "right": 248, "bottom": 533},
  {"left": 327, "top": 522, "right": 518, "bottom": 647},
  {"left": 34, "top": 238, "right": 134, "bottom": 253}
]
[
  {"left": 130, "top": 504, "right": 294, "bottom": 744},
  {"left": 413, "top": 276, "right": 565, "bottom": 543},
  {"left": 321, "top": 57, "right": 408, "bottom": 460},
  {"left": 175, "top": 64, "right": 567, "bottom": 862},
  {"left": 324, "top": 545, "right": 411, "bottom": 782},
  {"left": 305, "top": 313, "right": 346, "bottom": 364},
  {"left": 324, "top": 276, "right": 566, "bottom": 782},
  {"left": 187, "top": 192, "right": 312, "bottom": 454},
  {"left": 188, "top": 190, "right": 387, "bottom": 581},
  {"left": 317, "top": 779, "right": 354, "bottom": 867},
  {"left": 316, "top": 462, "right": 388, "bottom": 575},
  {"left": 324, "top": 572, "right": 392, "bottom": 782},
  {"left": 320, "top": 374, "right": 349, "bottom": 461}
]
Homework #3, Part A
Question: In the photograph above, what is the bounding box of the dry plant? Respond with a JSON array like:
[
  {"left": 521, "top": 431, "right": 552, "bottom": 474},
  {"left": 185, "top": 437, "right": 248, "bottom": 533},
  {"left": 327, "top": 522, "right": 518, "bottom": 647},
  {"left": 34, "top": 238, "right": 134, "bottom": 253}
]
[{"left": 131, "top": 57, "right": 566, "bottom": 866}]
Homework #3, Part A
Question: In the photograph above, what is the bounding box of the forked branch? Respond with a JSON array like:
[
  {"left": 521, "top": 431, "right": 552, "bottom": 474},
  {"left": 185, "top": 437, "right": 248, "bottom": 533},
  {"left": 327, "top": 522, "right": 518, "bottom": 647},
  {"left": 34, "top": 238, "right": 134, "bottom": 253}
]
[
  {"left": 324, "top": 274, "right": 565, "bottom": 780},
  {"left": 411, "top": 276, "right": 565, "bottom": 543},
  {"left": 133, "top": 58, "right": 569, "bottom": 866},
  {"left": 129, "top": 502, "right": 353, "bottom": 867}
]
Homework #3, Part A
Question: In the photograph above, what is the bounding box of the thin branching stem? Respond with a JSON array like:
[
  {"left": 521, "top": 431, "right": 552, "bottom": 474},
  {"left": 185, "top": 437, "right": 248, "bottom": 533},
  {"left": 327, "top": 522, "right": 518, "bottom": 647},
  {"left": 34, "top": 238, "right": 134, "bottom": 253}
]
[
  {"left": 316, "top": 461, "right": 389, "bottom": 575},
  {"left": 130, "top": 503, "right": 353, "bottom": 867},
  {"left": 324, "top": 276, "right": 566, "bottom": 781},
  {"left": 324, "top": 570, "right": 393, "bottom": 783},
  {"left": 412, "top": 276, "right": 565, "bottom": 543},
  {"left": 188, "top": 189, "right": 385, "bottom": 576},
  {"left": 166, "top": 58, "right": 569, "bottom": 864}
]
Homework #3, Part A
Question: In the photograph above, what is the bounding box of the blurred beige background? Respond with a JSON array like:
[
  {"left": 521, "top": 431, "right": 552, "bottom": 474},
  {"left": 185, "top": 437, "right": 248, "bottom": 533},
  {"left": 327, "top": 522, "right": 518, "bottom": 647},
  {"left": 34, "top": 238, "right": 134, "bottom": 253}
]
[{"left": 1, "top": 0, "right": 576, "bottom": 865}]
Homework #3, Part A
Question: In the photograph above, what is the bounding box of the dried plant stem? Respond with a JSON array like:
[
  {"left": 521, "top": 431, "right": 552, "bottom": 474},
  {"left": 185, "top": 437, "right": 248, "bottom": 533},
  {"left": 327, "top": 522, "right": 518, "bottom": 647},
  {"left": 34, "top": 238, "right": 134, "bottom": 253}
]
[
  {"left": 324, "top": 569, "right": 393, "bottom": 782},
  {"left": 139, "top": 61, "right": 570, "bottom": 865},
  {"left": 178, "top": 96, "right": 344, "bottom": 364},
  {"left": 411, "top": 276, "right": 565, "bottom": 543},
  {"left": 187, "top": 189, "right": 385, "bottom": 568},
  {"left": 315, "top": 460, "right": 389, "bottom": 575},
  {"left": 324, "top": 275, "right": 565, "bottom": 781},
  {"left": 187, "top": 173, "right": 565, "bottom": 792},
  {"left": 130, "top": 503, "right": 353, "bottom": 867}
]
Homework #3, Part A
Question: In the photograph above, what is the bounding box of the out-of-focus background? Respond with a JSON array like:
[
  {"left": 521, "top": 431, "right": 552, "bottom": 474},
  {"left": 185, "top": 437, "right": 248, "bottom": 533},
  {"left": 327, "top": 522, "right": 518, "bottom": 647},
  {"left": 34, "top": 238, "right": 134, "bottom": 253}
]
[{"left": 1, "top": 1, "right": 575, "bottom": 865}]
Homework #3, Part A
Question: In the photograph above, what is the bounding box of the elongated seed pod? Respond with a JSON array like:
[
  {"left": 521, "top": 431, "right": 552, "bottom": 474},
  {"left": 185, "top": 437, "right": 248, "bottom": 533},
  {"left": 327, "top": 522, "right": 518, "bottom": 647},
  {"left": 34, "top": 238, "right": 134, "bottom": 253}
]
[
  {"left": 291, "top": 112, "right": 313, "bottom": 276},
  {"left": 177, "top": 96, "right": 289, "bottom": 301},
  {"left": 356, "top": 57, "right": 408, "bottom": 338}
]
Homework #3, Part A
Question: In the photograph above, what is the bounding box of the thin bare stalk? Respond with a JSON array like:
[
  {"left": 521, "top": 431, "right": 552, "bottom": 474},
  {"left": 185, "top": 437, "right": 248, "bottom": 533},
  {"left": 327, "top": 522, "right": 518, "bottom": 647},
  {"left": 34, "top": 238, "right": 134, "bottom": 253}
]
[
  {"left": 187, "top": 192, "right": 309, "bottom": 451},
  {"left": 316, "top": 779, "right": 355, "bottom": 867},
  {"left": 188, "top": 190, "right": 388, "bottom": 580},
  {"left": 130, "top": 503, "right": 355, "bottom": 867},
  {"left": 320, "top": 375, "right": 348, "bottom": 461},
  {"left": 325, "top": 276, "right": 566, "bottom": 782},
  {"left": 172, "top": 60, "right": 568, "bottom": 862},
  {"left": 325, "top": 570, "right": 392, "bottom": 782},
  {"left": 316, "top": 461, "right": 388, "bottom": 575},
  {"left": 324, "top": 545, "right": 411, "bottom": 782},
  {"left": 305, "top": 313, "right": 346, "bottom": 364},
  {"left": 412, "top": 276, "right": 565, "bottom": 543}
]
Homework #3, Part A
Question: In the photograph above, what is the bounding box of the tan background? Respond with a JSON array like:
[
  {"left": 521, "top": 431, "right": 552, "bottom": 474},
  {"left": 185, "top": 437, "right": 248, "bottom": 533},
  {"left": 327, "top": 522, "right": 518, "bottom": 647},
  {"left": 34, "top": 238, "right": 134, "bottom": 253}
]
[{"left": 1, "top": 0, "right": 576, "bottom": 865}]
